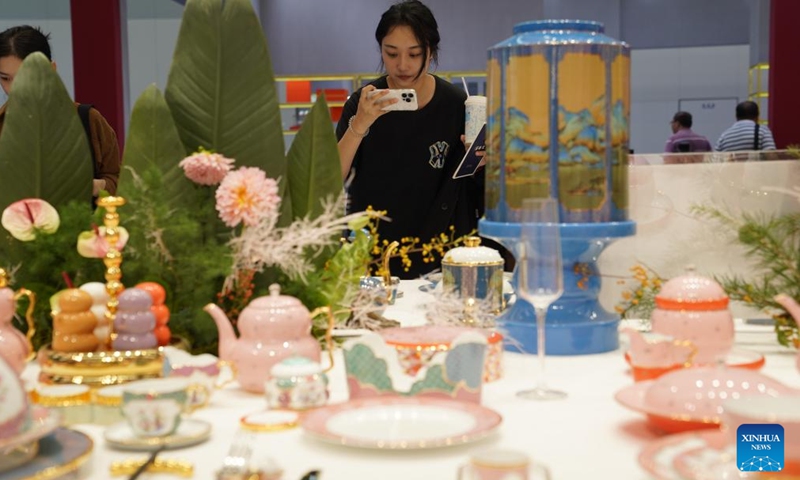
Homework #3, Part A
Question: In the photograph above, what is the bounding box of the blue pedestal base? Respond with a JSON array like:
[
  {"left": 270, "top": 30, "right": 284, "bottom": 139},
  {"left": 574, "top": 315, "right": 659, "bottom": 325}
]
[{"left": 479, "top": 219, "right": 636, "bottom": 355}]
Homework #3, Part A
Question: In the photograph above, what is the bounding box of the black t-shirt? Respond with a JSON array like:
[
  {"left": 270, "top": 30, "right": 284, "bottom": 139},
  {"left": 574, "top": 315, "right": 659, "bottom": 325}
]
[{"left": 336, "top": 75, "right": 484, "bottom": 278}]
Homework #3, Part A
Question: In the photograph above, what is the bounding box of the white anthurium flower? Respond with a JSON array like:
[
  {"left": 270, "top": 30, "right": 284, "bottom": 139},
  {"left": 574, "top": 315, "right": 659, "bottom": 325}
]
[
  {"left": 1, "top": 198, "right": 60, "bottom": 241},
  {"left": 76, "top": 226, "right": 129, "bottom": 258}
]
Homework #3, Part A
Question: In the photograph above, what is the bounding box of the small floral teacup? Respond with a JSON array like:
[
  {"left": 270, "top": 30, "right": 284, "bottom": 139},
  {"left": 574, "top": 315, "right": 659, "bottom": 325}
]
[
  {"left": 264, "top": 356, "right": 328, "bottom": 410},
  {"left": 458, "top": 449, "right": 551, "bottom": 480},
  {"left": 121, "top": 378, "right": 192, "bottom": 437}
]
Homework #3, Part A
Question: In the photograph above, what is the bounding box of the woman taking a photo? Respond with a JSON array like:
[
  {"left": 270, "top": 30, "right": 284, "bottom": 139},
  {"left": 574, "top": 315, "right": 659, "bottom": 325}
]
[{"left": 336, "top": 0, "right": 484, "bottom": 279}]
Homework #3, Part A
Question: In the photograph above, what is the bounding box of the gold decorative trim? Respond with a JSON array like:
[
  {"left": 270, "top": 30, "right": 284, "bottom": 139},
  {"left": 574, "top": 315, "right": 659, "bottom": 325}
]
[
  {"left": 31, "top": 396, "right": 92, "bottom": 408},
  {"left": 441, "top": 258, "right": 504, "bottom": 267},
  {"left": 39, "top": 345, "right": 164, "bottom": 366},
  {"left": 37, "top": 345, "right": 164, "bottom": 386},
  {"left": 92, "top": 393, "right": 123, "bottom": 407},
  {"left": 41, "top": 362, "right": 163, "bottom": 376},
  {"left": 32, "top": 387, "right": 92, "bottom": 407},
  {"left": 388, "top": 343, "right": 450, "bottom": 352},
  {"left": 109, "top": 458, "right": 194, "bottom": 477},
  {"left": 38, "top": 372, "right": 162, "bottom": 387},
  {"left": 240, "top": 412, "right": 300, "bottom": 432}
]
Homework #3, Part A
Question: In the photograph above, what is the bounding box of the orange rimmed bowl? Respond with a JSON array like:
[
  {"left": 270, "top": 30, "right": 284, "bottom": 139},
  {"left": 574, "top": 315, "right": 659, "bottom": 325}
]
[
  {"left": 623, "top": 348, "right": 766, "bottom": 382},
  {"left": 615, "top": 366, "right": 794, "bottom": 434}
]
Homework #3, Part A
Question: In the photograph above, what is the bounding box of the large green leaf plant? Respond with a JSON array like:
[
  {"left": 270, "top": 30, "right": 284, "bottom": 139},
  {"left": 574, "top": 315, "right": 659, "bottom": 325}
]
[
  {"left": 117, "top": 0, "right": 364, "bottom": 352},
  {"left": 0, "top": 0, "right": 367, "bottom": 354},
  {"left": 0, "top": 53, "right": 102, "bottom": 349},
  {"left": 0, "top": 53, "right": 93, "bottom": 207}
]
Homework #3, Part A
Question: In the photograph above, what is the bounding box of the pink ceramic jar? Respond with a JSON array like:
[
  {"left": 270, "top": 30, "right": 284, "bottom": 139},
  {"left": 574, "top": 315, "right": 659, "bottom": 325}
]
[{"left": 650, "top": 268, "right": 733, "bottom": 365}]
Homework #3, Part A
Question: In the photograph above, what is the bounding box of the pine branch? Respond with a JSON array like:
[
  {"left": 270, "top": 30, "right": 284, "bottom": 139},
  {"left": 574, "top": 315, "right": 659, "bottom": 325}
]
[{"left": 694, "top": 205, "right": 800, "bottom": 347}]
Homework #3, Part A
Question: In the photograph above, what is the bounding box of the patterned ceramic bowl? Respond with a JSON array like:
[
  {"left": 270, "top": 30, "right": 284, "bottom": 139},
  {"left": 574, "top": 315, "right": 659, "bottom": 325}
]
[
  {"left": 616, "top": 366, "right": 794, "bottom": 433},
  {"left": 380, "top": 325, "right": 503, "bottom": 382}
]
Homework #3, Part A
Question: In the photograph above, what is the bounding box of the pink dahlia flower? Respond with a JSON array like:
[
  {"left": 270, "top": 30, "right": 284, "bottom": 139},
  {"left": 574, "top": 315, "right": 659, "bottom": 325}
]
[
  {"left": 179, "top": 151, "right": 235, "bottom": 185},
  {"left": 215, "top": 167, "right": 280, "bottom": 228},
  {"left": 1, "top": 198, "right": 60, "bottom": 241}
]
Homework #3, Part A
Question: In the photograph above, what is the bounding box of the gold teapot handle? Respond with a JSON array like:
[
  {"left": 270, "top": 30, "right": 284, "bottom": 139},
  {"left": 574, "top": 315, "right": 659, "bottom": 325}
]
[
  {"left": 381, "top": 241, "right": 400, "bottom": 303},
  {"left": 215, "top": 360, "right": 237, "bottom": 389},
  {"left": 382, "top": 241, "right": 399, "bottom": 285},
  {"left": 310, "top": 306, "right": 336, "bottom": 373},
  {"left": 13, "top": 288, "right": 36, "bottom": 362}
]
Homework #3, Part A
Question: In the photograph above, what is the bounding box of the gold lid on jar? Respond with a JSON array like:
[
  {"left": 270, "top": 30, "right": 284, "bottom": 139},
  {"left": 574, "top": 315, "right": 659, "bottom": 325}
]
[{"left": 441, "top": 237, "right": 504, "bottom": 267}]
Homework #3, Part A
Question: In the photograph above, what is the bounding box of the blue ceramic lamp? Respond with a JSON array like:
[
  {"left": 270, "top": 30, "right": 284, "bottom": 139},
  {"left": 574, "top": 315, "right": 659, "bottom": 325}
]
[{"left": 480, "top": 20, "right": 636, "bottom": 355}]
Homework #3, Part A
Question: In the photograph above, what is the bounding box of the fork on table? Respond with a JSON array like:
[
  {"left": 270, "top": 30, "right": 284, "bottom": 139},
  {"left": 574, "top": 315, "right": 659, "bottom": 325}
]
[{"left": 216, "top": 433, "right": 255, "bottom": 480}]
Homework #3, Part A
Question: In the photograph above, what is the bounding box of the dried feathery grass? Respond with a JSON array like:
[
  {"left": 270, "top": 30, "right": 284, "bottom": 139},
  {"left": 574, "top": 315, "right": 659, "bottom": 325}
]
[
  {"left": 424, "top": 287, "right": 498, "bottom": 329},
  {"left": 125, "top": 166, "right": 175, "bottom": 262},
  {"left": 225, "top": 194, "right": 379, "bottom": 290},
  {"left": 344, "top": 286, "right": 402, "bottom": 330}
]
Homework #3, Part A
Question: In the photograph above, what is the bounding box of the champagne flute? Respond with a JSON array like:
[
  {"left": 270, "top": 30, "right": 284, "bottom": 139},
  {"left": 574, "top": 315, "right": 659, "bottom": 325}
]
[{"left": 516, "top": 197, "right": 566, "bottom": 401}]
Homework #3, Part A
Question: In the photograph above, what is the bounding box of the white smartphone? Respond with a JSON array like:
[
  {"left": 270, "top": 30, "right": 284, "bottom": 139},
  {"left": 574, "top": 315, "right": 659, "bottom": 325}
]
[{"left": 368, "top": 88, "right": 418, "bottom": 111}]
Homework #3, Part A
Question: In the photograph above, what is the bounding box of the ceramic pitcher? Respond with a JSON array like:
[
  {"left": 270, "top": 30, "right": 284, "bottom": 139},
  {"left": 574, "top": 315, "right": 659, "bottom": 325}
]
[{"left": 0, "top": 268, "right": 36, "bottom": 374}]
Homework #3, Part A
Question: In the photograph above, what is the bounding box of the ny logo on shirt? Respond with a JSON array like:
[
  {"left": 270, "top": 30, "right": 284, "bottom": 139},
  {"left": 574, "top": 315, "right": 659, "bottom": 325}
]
[{"left": 428, "top": 141, "right": 449, "bottom": 169}]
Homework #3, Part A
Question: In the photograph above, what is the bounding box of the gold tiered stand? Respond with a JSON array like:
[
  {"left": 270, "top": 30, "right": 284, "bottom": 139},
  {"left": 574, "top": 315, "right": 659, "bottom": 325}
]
[
  {"left": 99, "top": 195, "right": 126, "bottom": 350},
  {"left": 38, "top": 197, "right": 166, "bottom": 386}
]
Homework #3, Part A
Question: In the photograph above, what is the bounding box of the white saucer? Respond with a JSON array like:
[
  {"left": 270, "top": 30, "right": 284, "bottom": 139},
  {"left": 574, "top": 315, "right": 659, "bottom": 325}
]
[
  {"left": 0, "top": 407, "right": 61, "bottom": 452},
  {"left": 302, "top": 396, "right": 502, "bottom": 450},
  {"left": 104, "top": 418, "right": 212, "bottom": 451},
  {"left": 638, "top": 430, "right": 754, "bottom": 480},
  {"left": 674, "top": 441, "right": 758, "bottom": 480}
]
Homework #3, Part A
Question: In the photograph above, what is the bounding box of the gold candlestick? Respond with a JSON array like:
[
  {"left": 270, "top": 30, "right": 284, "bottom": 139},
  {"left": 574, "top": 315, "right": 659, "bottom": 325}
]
[{"left": 97, "top": 196, "right": 126, "bottom": 350}]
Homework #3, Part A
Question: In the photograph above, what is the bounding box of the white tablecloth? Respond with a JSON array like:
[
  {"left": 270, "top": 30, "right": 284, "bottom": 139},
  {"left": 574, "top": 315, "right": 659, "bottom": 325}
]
[{"left": 21, "top": 280, "right": 800, "bottom": 480}]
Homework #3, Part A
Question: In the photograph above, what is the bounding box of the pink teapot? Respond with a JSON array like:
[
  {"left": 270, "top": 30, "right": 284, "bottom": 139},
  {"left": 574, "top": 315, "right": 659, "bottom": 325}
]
[
  {"left": 0, "top": 268, "right": 36, "bottom": 374},
  {"left": 204, "top": 284, "right": 333, "bottom": 393},
  {"left": 650, "top": 267, "right": 733, "bottom": 365}
]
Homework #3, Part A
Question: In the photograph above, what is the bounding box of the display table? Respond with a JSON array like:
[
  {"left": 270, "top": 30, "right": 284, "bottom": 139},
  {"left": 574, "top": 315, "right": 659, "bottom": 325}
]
[{"left": 20, "top": 280, "right": 800, "bottom": 480}]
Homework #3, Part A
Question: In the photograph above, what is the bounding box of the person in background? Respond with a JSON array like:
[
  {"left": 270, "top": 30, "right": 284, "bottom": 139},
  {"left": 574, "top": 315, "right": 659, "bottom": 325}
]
[
  {"left": 0, "top": 25, "right": 120, "bottom": 195},
  {"left": 664, "top": 111, "right": 711, "bottom": 153},
  {"left": 336, "top": 0, "right": 485, "bottom": 279},
  {"left": 716, "top": 101, "right": 776, "bottom": 152}
]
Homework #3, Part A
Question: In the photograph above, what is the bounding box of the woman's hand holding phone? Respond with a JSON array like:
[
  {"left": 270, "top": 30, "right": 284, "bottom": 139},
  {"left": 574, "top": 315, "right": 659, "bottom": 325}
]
[
  {"left": 349, "top": 86, "right": 395, "bottom": 137},
  {"left": 369, "top": 89, "right": 418, "bottom": 111}
]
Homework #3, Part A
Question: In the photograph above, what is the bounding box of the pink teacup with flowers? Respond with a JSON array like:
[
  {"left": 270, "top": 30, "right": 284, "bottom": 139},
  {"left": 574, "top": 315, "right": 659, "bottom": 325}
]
[
  {"left": 163, "top": 347, "right": 234, "bottom": 409},
  {"left": 121, "top": 378, "right": 191, "bottom": 438},
  {"left": 458, "top": 449, "right": 551, "bottom": 480}
]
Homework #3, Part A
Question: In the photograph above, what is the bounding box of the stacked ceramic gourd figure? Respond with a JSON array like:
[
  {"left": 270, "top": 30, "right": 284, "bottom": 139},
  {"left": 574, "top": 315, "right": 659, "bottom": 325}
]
[
  {"left": 136, "top": 282, "right": 171, "bottom": 346},
  {"left": 45, "top": 284, "right": 169, "bottom": 354},
  {"left": 112, "top": 288, "right": 158, "bottom": 351},
  {"left": 52, "top": 289, "right": 99, "bottom": 353}
]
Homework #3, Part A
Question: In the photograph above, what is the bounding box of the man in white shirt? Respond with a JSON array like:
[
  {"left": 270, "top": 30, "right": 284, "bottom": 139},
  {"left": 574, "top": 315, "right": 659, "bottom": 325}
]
[{"left": 716, "top": 101, "right": 776, "bottom": 152}]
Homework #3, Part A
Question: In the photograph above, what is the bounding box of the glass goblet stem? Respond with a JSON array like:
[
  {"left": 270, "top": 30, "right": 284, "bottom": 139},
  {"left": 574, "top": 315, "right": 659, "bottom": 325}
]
[{"left": 535, "top": 305, "right": 548, "bottom": 391}]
